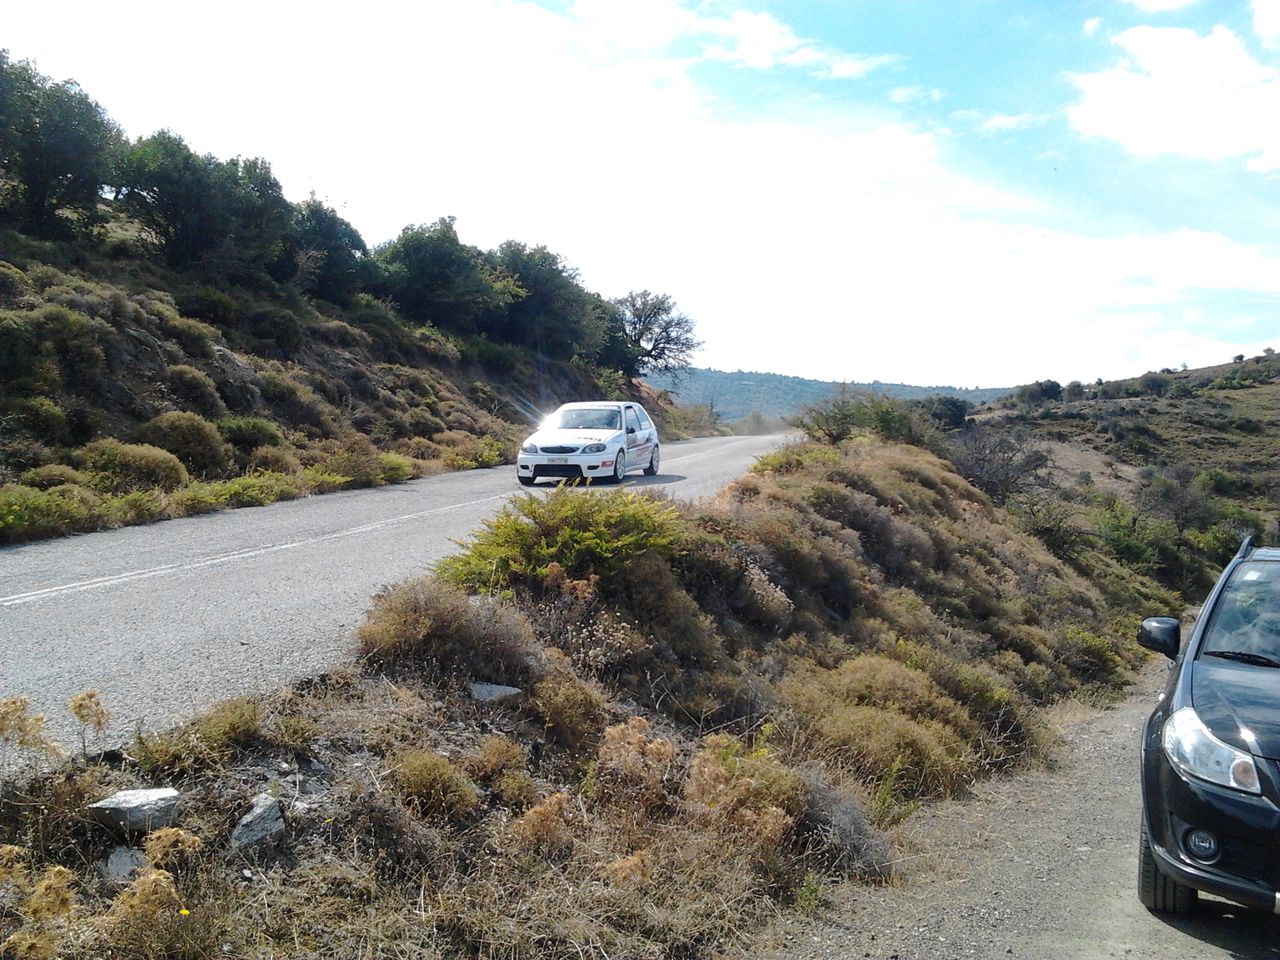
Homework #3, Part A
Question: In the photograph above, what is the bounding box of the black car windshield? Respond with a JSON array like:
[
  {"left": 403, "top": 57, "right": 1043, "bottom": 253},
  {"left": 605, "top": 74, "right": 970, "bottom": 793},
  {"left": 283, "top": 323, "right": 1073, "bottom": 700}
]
[
  {"left": 1201, "top": 561, "right": 1280, "bottom": 662},
  {"left": 549, "top": 407, "right": 620, "bottom": 431}
]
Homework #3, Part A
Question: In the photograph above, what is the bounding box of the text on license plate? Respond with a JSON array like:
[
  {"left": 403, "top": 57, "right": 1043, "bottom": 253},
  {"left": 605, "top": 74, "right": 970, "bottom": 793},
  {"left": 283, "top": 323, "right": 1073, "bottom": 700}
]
[{"left": 548, "top": 458, "right": 568, "bottom": 464}]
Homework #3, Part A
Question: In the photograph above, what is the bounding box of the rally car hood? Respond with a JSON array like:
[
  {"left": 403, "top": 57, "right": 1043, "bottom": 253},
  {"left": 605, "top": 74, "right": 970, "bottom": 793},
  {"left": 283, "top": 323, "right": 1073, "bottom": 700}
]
[{"left": 525, "top": 427, "right": 622, "bottom": 448}]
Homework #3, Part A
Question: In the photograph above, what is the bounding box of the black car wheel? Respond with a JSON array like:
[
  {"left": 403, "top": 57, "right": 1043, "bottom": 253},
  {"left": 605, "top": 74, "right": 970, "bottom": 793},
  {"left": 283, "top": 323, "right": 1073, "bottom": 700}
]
[
  {"left": 1138, "top": 817, "right": 1195, "bottom": 914},
  {"left": 644, "top": 445, "right": 660, "bottom": 476}
]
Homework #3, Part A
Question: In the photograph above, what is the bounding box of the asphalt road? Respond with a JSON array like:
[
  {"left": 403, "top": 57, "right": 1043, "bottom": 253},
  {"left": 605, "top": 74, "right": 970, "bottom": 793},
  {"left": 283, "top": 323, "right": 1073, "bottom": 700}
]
[{"left": 0, "top": 434, "right": 788, "bottom": 748}]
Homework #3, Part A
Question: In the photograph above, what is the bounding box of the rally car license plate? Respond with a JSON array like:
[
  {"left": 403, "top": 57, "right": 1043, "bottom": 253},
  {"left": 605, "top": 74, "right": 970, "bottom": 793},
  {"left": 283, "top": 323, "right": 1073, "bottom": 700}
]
[{"left": 548, "top": 458, "right": 568, "bottom": 464}]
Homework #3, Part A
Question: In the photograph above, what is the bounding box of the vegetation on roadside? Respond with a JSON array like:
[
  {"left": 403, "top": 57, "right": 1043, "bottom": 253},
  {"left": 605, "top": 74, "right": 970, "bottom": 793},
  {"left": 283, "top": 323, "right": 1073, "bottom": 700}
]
[
  {"left": 0, "top": 50, "right": 708, "bottom": 546},
  {"left": 0, "top": 432, "right": 1172, "bottom": 958}
]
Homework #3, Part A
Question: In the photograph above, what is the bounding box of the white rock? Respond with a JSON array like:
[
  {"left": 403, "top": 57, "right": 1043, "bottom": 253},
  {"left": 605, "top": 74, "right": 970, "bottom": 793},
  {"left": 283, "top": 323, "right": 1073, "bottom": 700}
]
[
  {"left": 88, "top": 788, "right": 180, "bottom": 832},
  {"left": 99, "top": 845, "right": 147, "bottom": 886},
  {"left": 469, "top": 682, "right": 523, "bottom": 703},
  {"left": 230, "top": 793, "right": 285, "bottom": 849}
]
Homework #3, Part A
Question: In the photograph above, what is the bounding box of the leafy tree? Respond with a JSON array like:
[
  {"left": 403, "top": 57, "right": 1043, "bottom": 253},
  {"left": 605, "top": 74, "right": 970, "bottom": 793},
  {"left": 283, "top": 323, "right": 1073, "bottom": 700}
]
[
  {"left": 915, "top": 395, "right": 971, "bottom": 429},
  {"left": 490, "top": 241, "right": 609, "bottom": 360},
  {"left": 116, "top": 132, "right": 292, "bottom": 274},
  {"left": 286, "top": 196, "right": 370, "bottom": 305},
  {"left": 0, "top": 51, "right": 122, "bottom": 235},
  {"left": 1063, "top": 380, "right": 1085, "bottom": 402},
  {"left": 374, "top": 218, "right": 522, "bottom": 332},
  {"left": 612, "top": 290, "right": 701, "bottom": 375},
  {"left": 795, "top": 390, "right": 925, "bottom": 446},
  {"left": 1012, "top": 379, "right": 1061, "bottom": 408}
]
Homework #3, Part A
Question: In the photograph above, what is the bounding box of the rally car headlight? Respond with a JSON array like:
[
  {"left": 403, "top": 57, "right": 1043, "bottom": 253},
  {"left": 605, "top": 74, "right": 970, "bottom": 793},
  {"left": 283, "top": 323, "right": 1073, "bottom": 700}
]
[{"left": 582, "top": 443, "right": 606, "bottom": 454}]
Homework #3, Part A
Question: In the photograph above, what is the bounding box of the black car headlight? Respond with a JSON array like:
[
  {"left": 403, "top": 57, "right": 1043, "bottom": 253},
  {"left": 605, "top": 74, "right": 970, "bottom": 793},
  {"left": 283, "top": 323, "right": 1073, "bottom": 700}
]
[
  {"left": 582, "top": 443, "right": 606, "bottom": 454},
  {"left": 520, "top": 442, "right": 538, "bottom": 455},
  {"left": 1163, "top": 707, "right": 1261, "bottom": 794}
]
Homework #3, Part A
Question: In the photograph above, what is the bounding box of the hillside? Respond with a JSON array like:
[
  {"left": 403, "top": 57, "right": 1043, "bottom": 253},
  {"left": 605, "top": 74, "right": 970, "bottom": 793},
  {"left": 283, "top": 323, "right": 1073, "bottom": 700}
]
[
  {"left": 0, "top": 52, "right": 711, "bottom": 546},
  {"left": 0, "top": 435, "right": 1174, "bottom": 958},
  {"left": 955, "top": 353, "right": 1280, "bottom": 597},
  {"left": 645, "top": 367, "right": 1013, "bottom": 423}
]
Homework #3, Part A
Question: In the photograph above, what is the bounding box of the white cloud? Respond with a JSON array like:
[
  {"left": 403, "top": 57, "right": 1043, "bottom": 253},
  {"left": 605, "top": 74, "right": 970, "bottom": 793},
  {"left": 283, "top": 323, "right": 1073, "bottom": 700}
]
[
  {"left": 2, "top": 0, "right": 1276, "bottom": 386},
  {"left": 698, "top": 9, "right": 895, "bottom": 79},
  {"left": 889, "top": 85, "right": 944, "bottom": 104},
  {"left": 978, "top": 112, "right": 1053, "bottom": 132},
  {"left": 1120, "top": 0, "right": 1198, "bottom": 11},
  {"left": 1083, "top": 18, "right": 1102, "bottom": 38},
  {"left": 1070, "top": 25, "right": 1280, "bottom": 171},
  {"left": 1252, "top": 0, "right": 1280, "bottom": 48}
]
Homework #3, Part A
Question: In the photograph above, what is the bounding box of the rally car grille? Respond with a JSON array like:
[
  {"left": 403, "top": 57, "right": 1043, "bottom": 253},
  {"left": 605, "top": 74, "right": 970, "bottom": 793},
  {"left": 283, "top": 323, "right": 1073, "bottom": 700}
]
[{"left": 538, "top": 445, "right": 580, "bottom": 455}]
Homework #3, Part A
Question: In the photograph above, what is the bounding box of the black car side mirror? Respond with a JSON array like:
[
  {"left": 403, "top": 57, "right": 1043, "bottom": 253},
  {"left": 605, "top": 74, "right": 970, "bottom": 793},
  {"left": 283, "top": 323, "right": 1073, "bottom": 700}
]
[
  {"left": 627, "top": 426, "right": 636, "bottom": 434},
  {"left": 1138, "top": 617, "right": 1180, "bottom": 660}
]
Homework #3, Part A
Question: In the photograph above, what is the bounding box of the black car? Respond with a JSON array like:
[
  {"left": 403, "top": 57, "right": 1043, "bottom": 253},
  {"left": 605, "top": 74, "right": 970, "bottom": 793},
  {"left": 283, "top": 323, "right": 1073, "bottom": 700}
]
[{"left": 1137, "top": 536, "right": 1280, "bottom": 916}]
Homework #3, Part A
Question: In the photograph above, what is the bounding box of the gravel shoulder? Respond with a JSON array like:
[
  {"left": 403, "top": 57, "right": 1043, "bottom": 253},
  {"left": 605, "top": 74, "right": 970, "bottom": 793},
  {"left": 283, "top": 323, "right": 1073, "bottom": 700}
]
[{"left": 761, "top": 658, "right": 1279, "bottom": 960}]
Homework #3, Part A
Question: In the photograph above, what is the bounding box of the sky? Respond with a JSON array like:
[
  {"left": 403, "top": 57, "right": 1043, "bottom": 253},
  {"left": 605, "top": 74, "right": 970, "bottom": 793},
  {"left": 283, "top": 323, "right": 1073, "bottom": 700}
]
[{"left": 5, "top": 0, "right": 1280, "bottom": 387}]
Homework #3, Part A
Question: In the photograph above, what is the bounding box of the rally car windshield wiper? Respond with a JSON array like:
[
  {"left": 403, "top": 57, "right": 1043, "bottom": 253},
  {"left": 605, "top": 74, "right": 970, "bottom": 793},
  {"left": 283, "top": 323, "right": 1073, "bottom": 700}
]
[{"left": 1204, "top": 650, "right": 1280, "bottom": 668}]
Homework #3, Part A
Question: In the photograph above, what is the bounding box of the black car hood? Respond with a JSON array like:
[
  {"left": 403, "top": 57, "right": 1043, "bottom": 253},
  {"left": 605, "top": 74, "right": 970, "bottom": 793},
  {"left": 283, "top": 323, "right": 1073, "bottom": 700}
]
[{"left": 1192, "top": 658, "right": 1280, "bottom": 759}]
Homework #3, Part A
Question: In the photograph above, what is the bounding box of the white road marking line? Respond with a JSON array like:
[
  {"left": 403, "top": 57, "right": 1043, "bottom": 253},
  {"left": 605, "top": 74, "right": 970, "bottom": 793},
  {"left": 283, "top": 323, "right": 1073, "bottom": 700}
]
[{"left": 0, "top": 493, "right": 512, "bottom": 608}]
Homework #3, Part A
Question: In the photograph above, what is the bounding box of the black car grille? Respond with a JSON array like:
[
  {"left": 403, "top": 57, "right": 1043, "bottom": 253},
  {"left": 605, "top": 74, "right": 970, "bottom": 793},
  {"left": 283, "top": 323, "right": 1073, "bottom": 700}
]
[
  {"left": 539, "top": 445, "right": 580, "bottom": 455},
  {"left": 534, "top": 464, "right": 586, "bottom": 479}
]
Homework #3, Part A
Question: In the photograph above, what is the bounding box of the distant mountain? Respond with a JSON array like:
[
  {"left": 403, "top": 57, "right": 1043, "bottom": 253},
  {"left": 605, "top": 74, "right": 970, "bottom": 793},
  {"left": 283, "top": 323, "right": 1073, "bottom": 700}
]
[{"left": 645, "top": 368, "right": 1013, "bottom": 422}]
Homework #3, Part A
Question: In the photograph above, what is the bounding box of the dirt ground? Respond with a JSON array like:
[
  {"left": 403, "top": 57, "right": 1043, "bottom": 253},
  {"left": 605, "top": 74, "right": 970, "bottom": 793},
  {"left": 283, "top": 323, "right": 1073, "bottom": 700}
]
[{"left": 758, "top": 658, "right": 1279, "bottom": 960}]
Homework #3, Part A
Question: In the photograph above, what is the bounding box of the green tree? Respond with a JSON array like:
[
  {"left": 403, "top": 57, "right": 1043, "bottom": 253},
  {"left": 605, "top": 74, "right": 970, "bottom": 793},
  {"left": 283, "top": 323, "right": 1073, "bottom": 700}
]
[
  {"left": 613, "top": 289, "right": 701, "bottom": 375},
  {"left": 490, "top": 241, "right": 609, "bottom": 360},
  {"left": 0, "top": 51, "right": 122, "bottom": 235},
  {"left": 286, "top": 196, "right": 370, "bottom": 305},
  {"left": 374, "top": 218, "right": 523, "bottom": 332},
  {"left": 116, "top": 131, "right": 291, "bottom": 274}
]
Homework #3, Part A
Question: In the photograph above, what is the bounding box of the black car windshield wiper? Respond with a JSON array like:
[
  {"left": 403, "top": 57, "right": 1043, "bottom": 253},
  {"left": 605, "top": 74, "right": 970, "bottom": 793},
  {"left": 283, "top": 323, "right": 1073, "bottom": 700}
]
[{"left": 1203, "top": 650, "right": 1280, "bottom": 668}]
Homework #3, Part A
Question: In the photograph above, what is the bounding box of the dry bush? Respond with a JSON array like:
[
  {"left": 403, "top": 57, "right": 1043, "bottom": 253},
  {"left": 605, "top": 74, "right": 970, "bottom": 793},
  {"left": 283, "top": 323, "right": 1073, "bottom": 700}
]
[
  {"left": 80, "top": 438, "right": 188, "bottom": 492},
  {"left": 510, "top": 791, "right": 573, "bottom": 856},
  {"left": 607, "top": 553, "right": 720, "bottom": 664},
  {"left": 391, "top": 749, "right": 477, "bottom": 821},
  {"left": 245, "top": 444, "right": 300, "bottom": 474},
  {"left": 143, "top": 828, "right": 203, "bottom": 869},
  {"left": 16, "top": 464, "right": 90, "bottom": 491},
  {"left": 814, "top": 704, "right": 970, "bottom": 800},
  {"left": 464, "top": 735, "right": 525, "bottom": 782},
  {"left": 357, "top": 577, "right": 534, "bottom": 681},
  {"left": 792, "top": 766, "right": 891, "bottom": 879},
  {"left": 783, "top": 655, "right": 980, "bottom": 744},
  {"left": 592, "top": 718, "right": 679, "bottom": 812},
  {"left": 133, "top": 698, "right": 260, "bottom": 774},
  {"left": 165, "top": 364, "right": 227, "bottom": 419},
  {"left": 137, "top": 411, "right": 233, "bottom": 479},
  {"left": 493, "top": 770, "right": 538, "bottom": 810},
  {"left": 527, "top": 669, "right": 605, "bottom": 748}
]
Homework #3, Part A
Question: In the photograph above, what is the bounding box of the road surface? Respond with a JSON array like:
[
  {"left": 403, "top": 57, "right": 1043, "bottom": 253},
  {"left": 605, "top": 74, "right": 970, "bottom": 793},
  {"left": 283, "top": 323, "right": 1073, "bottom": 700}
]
[{"left": 0, "top": 434, "right": 788, "bottom": 746}]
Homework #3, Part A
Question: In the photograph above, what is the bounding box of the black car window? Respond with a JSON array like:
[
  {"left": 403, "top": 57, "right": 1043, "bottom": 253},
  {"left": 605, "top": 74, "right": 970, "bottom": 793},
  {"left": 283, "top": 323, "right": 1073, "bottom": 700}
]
[
  {"left": 625, "top": 407, "right": 641, "bottom": 432},
  {"left": 553, "top": 408, "right": 620, "bottom": 430},
  {"left": 1201, "top": 561, "right": 1280, "bottom": 659}
]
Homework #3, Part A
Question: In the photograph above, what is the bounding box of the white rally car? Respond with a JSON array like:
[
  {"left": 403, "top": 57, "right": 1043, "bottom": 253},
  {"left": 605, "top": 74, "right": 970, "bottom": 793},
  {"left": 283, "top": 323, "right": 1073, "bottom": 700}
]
[{"left": 516, "top": 401, "right": 660, "bottom": 486}]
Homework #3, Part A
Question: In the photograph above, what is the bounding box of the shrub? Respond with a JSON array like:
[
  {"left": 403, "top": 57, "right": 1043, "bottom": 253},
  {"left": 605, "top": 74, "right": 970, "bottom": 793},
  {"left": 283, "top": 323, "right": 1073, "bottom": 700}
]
[
  {"left": 510, "top": 791, "right": 572, "bottom": 856},
  {"left": 377, "top": 452, "right": 415, "bottom": 482},
  {"left": 80, "top": 438, "right": 189, "bottom": 492},
  {"left": 159, "top": 313, "right": 220, "bottom": 358},
  {"left": 752, "top": 443, "right": 841, "bottom": 475},
  {"left": 137, "top": 411, "right": 233, "bottom": 478},
  {"left": 166, "top": 364, "right": 227, "bottom": 418},
  {"left": 17, "top": 464, "right": 90, "bottom": 490},
  {"left": 794, "top": 766, "right": 892, "bottom": 878},
  {"left": 0, "top": 260, "right": 30, "bottom": 301},
  {"left": 246, "top": 445, "right": 300, "bottom": 474},
  {"left": 465, "top": 735, "right": 526, "bottom": 782},
  {"left": 392, "top": 749, "right": 478, "bottom": 820},
  {"left": 528, "top": 669, "right": 605, "bottom": 747},
  {"left": 357, "top": 577, "right": 534, "bottom": 680},
  {"left": 133, "top": 698, "right": 260, "bottom": 774},
  {"left": 593, "top": 717, "right": 679, "bottom": 811},
  {"left": 7, "top": 396, "right": 68, "bottom": 441},
  {"left": 0, "top": 483, "right": 102, "bottom": 544},
  {"left": 217, "top": 415, "right": 283, "bottom": 451},
  {"left": 437, "top": 488, "right": 684, "bottom": 593},
  {"left": 815, "top": 704, "right": 970, "bottom": 800}
]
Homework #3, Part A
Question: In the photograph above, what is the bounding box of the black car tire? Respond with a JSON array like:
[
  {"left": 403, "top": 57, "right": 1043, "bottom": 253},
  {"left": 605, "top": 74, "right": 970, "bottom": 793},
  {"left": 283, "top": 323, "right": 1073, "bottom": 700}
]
[
  {"left": 1138, "top": 817, "right": 1196, "bottom": 914},
  {"left": 608, "top": 450, "right": 626, "bottom": 483},
  {"left": 644, "top": 445, "right": 660, "bottom": 476},
  {"left": 517, "top": 474, "right": 535, "bottom": 487}
]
